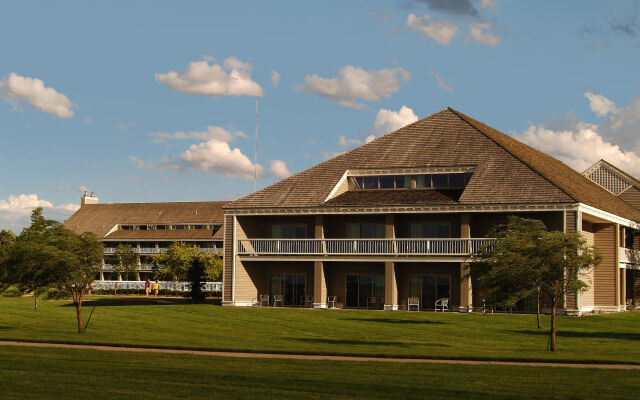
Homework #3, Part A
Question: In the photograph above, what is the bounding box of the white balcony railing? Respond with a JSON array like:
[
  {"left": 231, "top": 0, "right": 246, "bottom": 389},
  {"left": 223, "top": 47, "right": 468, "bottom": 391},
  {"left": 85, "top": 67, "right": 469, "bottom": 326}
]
[
  {"left": 103, "top": 247, "right": 221, "bottom": 255},
  {"left": 237, "top": 238, "right": 495, "bottom": 257},
  {"left": 619, "top": 247, "right": 640, "bottom": 264}
]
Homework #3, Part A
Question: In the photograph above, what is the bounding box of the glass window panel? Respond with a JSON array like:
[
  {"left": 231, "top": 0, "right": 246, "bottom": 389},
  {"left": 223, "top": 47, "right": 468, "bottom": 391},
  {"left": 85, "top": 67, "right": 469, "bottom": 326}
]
[
  {"left": 416, "top": 175, "right": 429, "bottom": 188},
  {"left": 464, "top": 172, "right": 473, "bottom": 185},
  {"left": 271, "top": 225, "right": 283, "bottom": 238},
  {"left": 375, "top": 223, "right": 386, "bottom": 238},
  {"left": 379, "top": 175, "right": 394, "bottom": 189},
  {"left": 363, "top": 176, "right": 378, "bottom": 189},
  {"left": 346, "top": 274, "right": 359, "bottom": 308},
  {"left": 347, "top": 223, "right": 359, "bottom": 239},
  {"left": 373, "top": 274, "right": 385, "bottom": 301},
  {"left": 394, "top": 176, "right": 408, "bottom": 189},
  {"left": 432, "top": 174, "right": 448, "bottom": 187},
  {"left": 409, "top": 275, "right": 421, "bottom": 299},
  {"left": 294, "top": 225, "right": 307, "bottom": 239},
  {"left": 436, "top": 223, "right": 451, "bottom": 238},
  {"left": 360, "top": 223, "right": 374, "bottom": 238},
  {"left": 295, "top": 274, "right": 306, "bottom": 306},
  {"left": 283, "top": 273, "right": 295, "bottom": 305},
  {"left": 410, "top": 223, "right": 422, "bottom": 238},
  {"left": 448, "top": 173, "right": 464, "bottom": 187},
  {"left": 436, "top": 276, "right": 450, "bottom": 301},
  {"left": 423, "top": 224, "right": 436, "bottom": 238},
  {"left": 422, "top": 276, "right": 437, "bottom": 310},
  {"left": 359, "top": 274, "right": 372, "bottom": 308}
]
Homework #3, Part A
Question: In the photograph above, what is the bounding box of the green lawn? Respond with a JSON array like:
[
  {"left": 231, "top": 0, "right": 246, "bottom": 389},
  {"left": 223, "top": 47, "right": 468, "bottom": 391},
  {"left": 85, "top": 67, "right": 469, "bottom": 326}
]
[
  {"left": 1, "top": 345, "right": 639, "bottom": 400},
  {"left": 0, "top": 296, "right": 639, "bottom": 363}
]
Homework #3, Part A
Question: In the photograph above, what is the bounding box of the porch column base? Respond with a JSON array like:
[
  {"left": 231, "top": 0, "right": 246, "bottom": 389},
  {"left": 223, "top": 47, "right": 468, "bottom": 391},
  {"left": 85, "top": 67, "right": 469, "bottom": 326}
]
[
  {"left": 384, "top": 304, "right": 398, "bottom": 311},
  {"left": 458, "top": 306, "right": 473, "bottom": 313},
  {"left": 313, "top": 302, "right": 327, "bottom": 309}
]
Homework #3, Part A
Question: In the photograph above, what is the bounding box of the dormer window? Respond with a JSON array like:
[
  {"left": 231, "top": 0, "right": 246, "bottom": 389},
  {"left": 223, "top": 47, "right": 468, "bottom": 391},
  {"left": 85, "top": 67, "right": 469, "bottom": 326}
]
[{"left": 349, "top": 172, "right": 472, "bottom": 191}]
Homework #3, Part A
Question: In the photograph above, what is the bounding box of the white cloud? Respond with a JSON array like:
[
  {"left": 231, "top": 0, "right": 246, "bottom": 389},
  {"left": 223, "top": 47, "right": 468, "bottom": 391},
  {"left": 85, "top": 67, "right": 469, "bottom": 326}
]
[
  {"left": 0, "top": 194, "right": 80, "bottom": 232},
  {"left": 468, "top": 22, "right": 501, "bottom": 46},
  {"left": 295, "top": 65, "right": 410, "bottom": 109},
  {"left": 371, "top": 105, "right": 419, "bottom": 137},
  {"left": 480, "top": 0, "right": 500, "bottom": 10},
  {"left": 180, "top": 139, "right": 262, "bottom": 179},
  {"left": 407, "top": 14, "right": 460, "bottom": 46},
  {"left": 0, "top": 73, "right": 74, "bottom": 118},
  {"left": 77, "top": 186, "right": 90, "bottom": 194},
  {"left": 155, "top": 58, "right": 263, "bottom": 97},
  {"left": 269, "top": 160, "right": 290, "bottom": 178},
  {"left": 271, "top": 70, "right": 280, "bottom": 88},
  {"left": 149, "top": 126, "right": 244, "bottom": 143},
  {"left": 585, "top": 92, "right": 617, "bottom": 117},
  {"left": 515, "top": 122, "right": 640, "bottom": 177},
  {"left": 128, "top": 156, "right": 160, "bottom": 171},
  {"left": 339, "top": 135, "right": 362, "bottom": 148},
  {"left": 365, "top": 134, "right": 377, "bottom": 144},
  {"left": 431, "top": 71, "right": 453, "bottom": 93},
  {"left": 117, "top": 122, "right": 135, "bottom": 132}
]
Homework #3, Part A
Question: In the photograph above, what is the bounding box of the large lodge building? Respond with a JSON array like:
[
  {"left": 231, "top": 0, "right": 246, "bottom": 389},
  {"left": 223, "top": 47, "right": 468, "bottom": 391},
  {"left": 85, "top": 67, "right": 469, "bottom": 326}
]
[{"left": 65, "top": 108, "right": 640, "bottom": 313}]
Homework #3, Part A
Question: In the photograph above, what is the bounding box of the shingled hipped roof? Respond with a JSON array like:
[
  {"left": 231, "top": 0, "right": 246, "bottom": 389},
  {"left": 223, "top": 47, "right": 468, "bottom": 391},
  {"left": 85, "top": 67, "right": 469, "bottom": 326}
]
[
  {"left": 226, "top": 108, "right": 640, "bottom": 223},
  {"left": 64, "top": 201, "right": 228, "bottom": 238}
]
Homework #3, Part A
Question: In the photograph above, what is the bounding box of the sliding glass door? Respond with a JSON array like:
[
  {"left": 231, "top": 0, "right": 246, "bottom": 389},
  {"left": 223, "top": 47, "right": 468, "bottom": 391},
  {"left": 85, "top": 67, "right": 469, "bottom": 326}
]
[
  {"left": 269, "top": 273, "right": 306, "bottom": 306},
  {"left": 345, "top": 273, "right": 385, "bottom": 309},
  {"left": 408, "top": 275, "right": 450, "bottom": 311}
]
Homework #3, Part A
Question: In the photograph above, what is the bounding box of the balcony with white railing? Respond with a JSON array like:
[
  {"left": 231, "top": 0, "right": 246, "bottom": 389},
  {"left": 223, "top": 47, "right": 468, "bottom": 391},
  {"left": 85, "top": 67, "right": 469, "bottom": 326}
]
[
  {"left": 237, "top": 238, "right": 495, "bottom": 257},
  {"left": 103, "top": 247, "right": 221, "bottom": 255}
]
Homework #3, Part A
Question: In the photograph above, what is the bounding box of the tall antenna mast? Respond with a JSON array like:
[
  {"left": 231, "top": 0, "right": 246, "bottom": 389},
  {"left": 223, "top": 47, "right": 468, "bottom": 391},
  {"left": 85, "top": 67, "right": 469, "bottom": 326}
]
[{"left": 254, "top": 91, "right": 258, "bottom": 192}]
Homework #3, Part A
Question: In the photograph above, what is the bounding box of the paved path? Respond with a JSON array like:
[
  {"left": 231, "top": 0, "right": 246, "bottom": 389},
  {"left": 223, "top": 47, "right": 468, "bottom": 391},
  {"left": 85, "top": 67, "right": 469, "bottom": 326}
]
[{"left": 1, "top": 340, "right": 639, "bottom": 370}]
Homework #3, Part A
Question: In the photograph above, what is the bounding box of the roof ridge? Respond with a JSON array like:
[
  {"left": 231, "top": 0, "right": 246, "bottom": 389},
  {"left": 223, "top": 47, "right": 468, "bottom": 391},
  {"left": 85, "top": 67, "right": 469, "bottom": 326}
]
[{"left": 446, "top": 107, "right": 577, "bottom": 202}]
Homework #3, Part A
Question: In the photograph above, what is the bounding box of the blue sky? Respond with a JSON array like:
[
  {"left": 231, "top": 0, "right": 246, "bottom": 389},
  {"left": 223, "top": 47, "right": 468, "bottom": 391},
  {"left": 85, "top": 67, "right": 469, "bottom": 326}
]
[{"left": 1, "top": 0, "right": 640, "bottom": 231}]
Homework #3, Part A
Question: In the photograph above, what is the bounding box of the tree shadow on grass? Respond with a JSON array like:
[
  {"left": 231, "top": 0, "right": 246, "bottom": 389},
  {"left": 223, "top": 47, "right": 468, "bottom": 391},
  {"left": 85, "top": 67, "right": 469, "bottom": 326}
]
[
  {"left": 287, "top": 338, "right": 449, "bottom": 347},
  {"left": 510, "top": 329, "right": 640, "bottom": 341},
  {"left": 61, "top": 298, "right": 220, "bottom": 307},
  {"left": 340, "top": 318, "right": 443, "bottom": 325}
]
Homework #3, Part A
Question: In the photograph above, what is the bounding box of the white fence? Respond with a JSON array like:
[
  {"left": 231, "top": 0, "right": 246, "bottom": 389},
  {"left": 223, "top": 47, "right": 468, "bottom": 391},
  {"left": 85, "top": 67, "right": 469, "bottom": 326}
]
[
  {"left": 103, "top": 247, "right": 222, "bottom": 255},
  {"left": 237, "top": 238, "right": 495, "bottom": 256},
  {"left": 92, "top": 280, "right": 222, "bottom": 292}
]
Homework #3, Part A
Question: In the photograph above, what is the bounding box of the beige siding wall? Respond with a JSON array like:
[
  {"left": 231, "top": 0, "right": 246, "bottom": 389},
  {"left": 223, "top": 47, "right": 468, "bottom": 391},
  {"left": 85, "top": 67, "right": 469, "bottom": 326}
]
[
  {"left": 593, "top": 224, "right": 617, "bottom": 306},
  {"left": 223, "top": 215, "right": 234, "bottom": 302},
  {"left": 580, "top": 220, "right": 596, "bottom": 308}
]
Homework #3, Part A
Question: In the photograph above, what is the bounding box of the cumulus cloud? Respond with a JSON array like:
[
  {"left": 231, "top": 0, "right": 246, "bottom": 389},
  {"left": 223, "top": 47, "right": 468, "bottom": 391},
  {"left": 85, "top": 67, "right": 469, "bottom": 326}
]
[
  {"left": 271, "top": 70, "right": 280, "bottom": 88},
  {"left": 409, "top": 0, "right": 478, "bottom": 17},
  {"left": 431, "top": 71, "right": 453, "bottom": 93},
  {"left": 0, "top": 73, "right": 74, "bottom": 118},
  {"left": 598, "top": 94, "right": 640, "bottom": 154},
  {"left": 180, "top": 139, "right": 263, "bottom": 179},
  {"left": 468, "top": 22, "right": 501, "bottom": 46},
  {"left": 514, "top": 122, "right": 640, "bottom": 177},
  {"left": 295, "top": 65, "right": 410, "bottom": 109},
  {"left": 269, "top": 160, "right": 290, "bottom": 178},
  {"left": 585, "top": 92, "right": 617, "bottom": 117},
  {"left": 480, "top": 0, "right": 500, "bottom": 10},
  {"left": 148, "top": 126, "right": 245, "bottom": 143},
  {"left": 339, "top": 106, "right": 419, "bottom": 147},
  {"left": 371, "top": 105, "right": 419, "bottom": 137},
  {"left": 0, "top": 194, "right": 80, "bottom": 232},
  {"left": 155, "top": 57, "right": 263, "bottom": 97},
  {"left": 117, "top": 122, "right": 135, "bottom": 132},
  {"left": 407, "top": 14, "right": 459, "bottom": 45}
]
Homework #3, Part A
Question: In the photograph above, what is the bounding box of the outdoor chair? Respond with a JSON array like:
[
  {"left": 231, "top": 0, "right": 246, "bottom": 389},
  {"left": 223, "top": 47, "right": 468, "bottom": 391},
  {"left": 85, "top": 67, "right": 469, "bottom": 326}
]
[
  {"left": 273, "top": 294, "right": 284, "bottom": 307},
  {"left": 367, "top": 297, "right": 378, "bottom": 309},
  {"left": 304, "top": 295, "right": 314, "bottom": 308},
  {"left": 408, "top": 297, "right": 420, "bottom": 311},
  {"left": 327, "top": 295, "right": 337, "bottom": 309},
  {"left": 435, "top": 298, "right": 449, "bottom": 312},
  {"left": 258, "top": 294, "right": 269, "bottom": 307}
]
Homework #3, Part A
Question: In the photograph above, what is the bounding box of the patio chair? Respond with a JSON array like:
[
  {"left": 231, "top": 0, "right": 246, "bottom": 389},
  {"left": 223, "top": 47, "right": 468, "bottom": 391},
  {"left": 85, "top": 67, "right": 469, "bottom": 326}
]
[
  {"left": 408, "top": 297, "right": 420, "bottom": 311},
  {"left": 304, "top": 295, "right": 314, "bottom": 308},
  {"left": 273, "top": 294, "right": 284, "bottom": 307},
  {"left": 367, "top": 297, "right": 378, "bottom": 310},
  {"left": 435, "top": 298, "right": 449, "bottom": 312},
  {"left": 258, "top": 294, "right": 269, "bottom": 307},
  {"left": 327, "top": 295, "right": 337, "bottom": 309}
]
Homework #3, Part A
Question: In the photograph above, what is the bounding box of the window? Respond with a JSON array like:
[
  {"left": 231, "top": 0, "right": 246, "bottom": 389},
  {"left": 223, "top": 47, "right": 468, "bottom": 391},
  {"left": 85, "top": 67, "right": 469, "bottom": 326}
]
[
  {"left": 121, "top": 225, "right": 133, "bottom": 230},
  {"left": 347, "top": 223, "right": 386, "bottom": 238},
  {"left": 379, "top": 175, "right": 394, "bottom": 189},
  {"left": 409, "top": 222, "right": 451, "bottom": 238},
  {"left": 432, "top": 174, "right": 449, "bottom": 187},
  {"left": 350, "top": 172, "right": 472, "bottom": 190},
  {"left": 416, "top": 175, "right": 431, "bottom": 188},
  {"left": 192, "top": 225, "right": 206, "bottom": 230},
  {"left": 270, "top": 224, "right": 307, "bottom": 238},
  {"left": 172, "top": 225, "right": 187, "bottom": 230},
  {"left": 156, "top": 225, "right": 167, "bottom": 230},
  {"left": 363, "top": 176, "right": 378, "bottom": 189},
  {"left": 394, "top": 175, "right": 410, "bottom": 189},
  {"left": 138, "top": 225, "right": 148, "bottom": 230}
]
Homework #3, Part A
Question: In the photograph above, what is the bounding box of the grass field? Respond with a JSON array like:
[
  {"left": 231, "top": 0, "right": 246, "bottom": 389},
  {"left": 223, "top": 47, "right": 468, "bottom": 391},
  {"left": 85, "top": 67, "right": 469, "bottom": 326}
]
[
  {"left": 1, "top": 345, "right": 639, "bottom": 400},
  {"left": 0, "top": 296, "right": 638, "bottom": 364}
]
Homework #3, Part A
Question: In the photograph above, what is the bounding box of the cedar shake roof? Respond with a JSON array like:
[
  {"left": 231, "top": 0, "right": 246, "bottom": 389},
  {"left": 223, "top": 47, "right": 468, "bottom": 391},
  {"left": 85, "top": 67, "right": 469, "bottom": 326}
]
[
  {"left": 64, "top": 201, "right": 228, "bottom": 238},
  {"left": 103, "top": 229, "right": 221, "bottom": 241},
  {"left": 325, "top": 189, "right": 461, "bottom": 207},
  {"left": 226, "top": 108, "right": 640, "bottom": 222}
]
